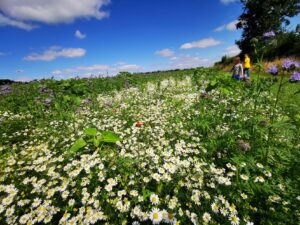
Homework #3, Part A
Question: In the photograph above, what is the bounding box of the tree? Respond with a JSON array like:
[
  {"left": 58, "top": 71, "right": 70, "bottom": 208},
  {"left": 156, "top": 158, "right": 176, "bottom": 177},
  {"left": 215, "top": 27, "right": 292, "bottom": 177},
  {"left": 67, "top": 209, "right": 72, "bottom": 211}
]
[{"left": 236, "top": 0, "right": 300, "bottom": 55}]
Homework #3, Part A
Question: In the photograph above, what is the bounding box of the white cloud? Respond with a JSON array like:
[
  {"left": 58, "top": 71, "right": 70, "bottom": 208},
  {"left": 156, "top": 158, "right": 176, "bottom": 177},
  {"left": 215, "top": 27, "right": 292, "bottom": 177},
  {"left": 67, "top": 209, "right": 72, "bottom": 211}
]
[
  {"left": 155, "top": 48, "right": 175, "bottom": 57},
  {"left": 180, "top": 38, "right": 222, "bottom": 49},
  {"left": 0, "top": 14, "right": 36, "bottom": 31},
  {"left": 214, "top": 20, "right": 238, "bottom": 32},
  {"left": 224, "top": 45, "right": 241, "bottom": 57},
  {"left": 220, "top": 0, "right": 238, "bottom": 4},
  {"left": 118, "top": 64, "right": 141, "bottom": 71},
  {"left": 0, "top": 52, "right": 5, "bottom": 56},
  {"left": 52, "top": 64, "right": 109, "bottom": 75},
  {"left": 168, "top": 54, "right": 212, "bottom": 69},
  {"left": 0, "top": 0, "right": 110, "bottom": 30},
  {"left": 75, "top": 30, "right": 86, "bottom": 39},
  {"left": 51, "top": 63, "right": 141, "bottom": 77},
  {"left": 150, "top": 54, "right": 214, "bottom": 71},
  {"left": 214, "top": 25, "right": 226, "bottom": 32},
  {"left": 24, "top": 46, "right": 86, "bottom": 61}
]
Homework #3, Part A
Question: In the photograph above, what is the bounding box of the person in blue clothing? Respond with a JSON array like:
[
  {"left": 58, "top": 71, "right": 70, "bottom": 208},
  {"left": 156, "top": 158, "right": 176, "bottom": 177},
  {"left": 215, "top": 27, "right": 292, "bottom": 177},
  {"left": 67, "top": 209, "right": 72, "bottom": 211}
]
[{"left": 231, "top": 57, "right": 244, "bottom": 80}]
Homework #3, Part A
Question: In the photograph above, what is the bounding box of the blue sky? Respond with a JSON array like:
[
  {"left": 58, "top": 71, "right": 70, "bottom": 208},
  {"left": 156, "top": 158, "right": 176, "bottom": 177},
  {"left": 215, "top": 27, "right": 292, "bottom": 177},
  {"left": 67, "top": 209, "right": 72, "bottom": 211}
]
[{"left": 0, "top": 0, "right": 299, "bottom": 81}]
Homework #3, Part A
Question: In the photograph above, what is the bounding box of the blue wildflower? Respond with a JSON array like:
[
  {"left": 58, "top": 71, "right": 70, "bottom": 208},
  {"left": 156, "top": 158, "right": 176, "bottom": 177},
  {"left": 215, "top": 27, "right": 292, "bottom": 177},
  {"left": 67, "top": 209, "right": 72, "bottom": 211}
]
[
  {"left": 263, "top": 31, "right": 276, "bottom": 38},
  {"left": 0, "top": 85, "right": 12, "bottom": 95},
  {"left": 44, "top": 98, "right": 52, "bottom": 105},
  {"left": 267, "top": 65, "right": 278, "bottom": 75},
  {"left": 282, "top": 59, "right": 299, "bottom": 70},
  {"left": 290, "top": 71, "right": 300, "bottom": 82},
  {"left": 39, "top": 86, "right": 48, "bottom": 93}
]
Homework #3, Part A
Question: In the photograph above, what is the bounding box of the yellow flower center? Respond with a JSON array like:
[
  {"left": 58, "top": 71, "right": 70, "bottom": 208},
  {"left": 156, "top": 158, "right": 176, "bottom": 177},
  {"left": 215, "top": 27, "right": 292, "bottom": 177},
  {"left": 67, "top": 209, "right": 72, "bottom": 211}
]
[{"left": 153, "top": 212, "right": 159, "bottom": 220}]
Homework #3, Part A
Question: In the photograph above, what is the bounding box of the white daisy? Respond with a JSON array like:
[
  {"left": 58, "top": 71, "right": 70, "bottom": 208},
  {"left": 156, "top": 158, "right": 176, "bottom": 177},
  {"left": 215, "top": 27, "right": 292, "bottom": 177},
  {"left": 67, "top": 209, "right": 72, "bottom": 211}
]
[{"left": 149, "top": 208, "right": 162, "bottom": 224}]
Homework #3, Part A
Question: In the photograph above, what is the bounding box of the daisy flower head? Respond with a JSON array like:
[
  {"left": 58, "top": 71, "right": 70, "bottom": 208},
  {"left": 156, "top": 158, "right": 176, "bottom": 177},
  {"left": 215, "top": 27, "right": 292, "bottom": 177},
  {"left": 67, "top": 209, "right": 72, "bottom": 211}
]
[
  {"left": 202, "top": 212, "right": 211, "bottom": 223},
  {"left": 256, "top": 163, "right": 264, "bottom": 169},
  {"left": 190, "top": 212, "right": 198, "bottom": 224},
  {"left": 240, "top": 174, "right": 249, "bottom": 181},
  {"left": 164, "top": 211, "right": 176, "bottom": 224},
  {"left": 230, "top": 214, "right": 240, "bottom": 225},
  {"left": 211, "top": 202, "right": 219, "bottom": 213},
  {"left": 150, "top": 194, "right": 160, "bottom": 205},
  {"left": 149, "top": 208, "right": 162, "bottom": 224}
]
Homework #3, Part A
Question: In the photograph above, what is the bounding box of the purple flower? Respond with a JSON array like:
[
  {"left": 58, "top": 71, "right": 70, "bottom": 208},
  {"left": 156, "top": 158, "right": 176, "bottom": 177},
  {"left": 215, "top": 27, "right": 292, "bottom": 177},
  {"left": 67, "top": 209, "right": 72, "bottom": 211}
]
[
  {"left": 263, "top": 31, "right": 276, "bottom": 38},
  {"left": 0, "top": 85, "right": 12, "bottom": 95},
  {"left": 39, "top": 86, "right": 48, "bottom": 93},
  {"left": 290, "top": 71, "right": 300, "bottom": 82},
  {"left": 82, "top": 98, "right": 91, "bottom": 105},
  {"left": 267, "top": 65, "right": 278, "bottom": 75},
  {"left": 44, "top": 98, "right": 52, "bottom": 105},
  {"left": 282, "top": 59, "right": 299, "bottom": 70}
]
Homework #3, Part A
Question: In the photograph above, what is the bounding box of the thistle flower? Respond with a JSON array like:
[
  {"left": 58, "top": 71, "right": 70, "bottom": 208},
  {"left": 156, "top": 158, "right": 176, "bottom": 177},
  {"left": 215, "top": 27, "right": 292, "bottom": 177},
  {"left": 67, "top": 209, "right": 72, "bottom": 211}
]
[
  {"left": 282, "top": 59, "right": 299, "bottom": 70},
  {"left": 267, "top": 65, "right": 278, "bottom": 75},
  {"left": 39, "top": 86, "right": 48, "bottom": 93},
  {"left": 263, "top": 31, "right": 275, "bottom": 38},
  {"left": 0, "top": 85, "right": 12, "bottom": 95},
  {"left": 44, "top": 98, "right": 52, "bottom": 106},
  {"left": 82, "top": 98, "right": 91, "bottom": 105},
  {"left": 238, "top": 140, "right": 251, "bottom": 152},
  {"left": 290, "top": 71, "right": 300, "bottom": 82}
]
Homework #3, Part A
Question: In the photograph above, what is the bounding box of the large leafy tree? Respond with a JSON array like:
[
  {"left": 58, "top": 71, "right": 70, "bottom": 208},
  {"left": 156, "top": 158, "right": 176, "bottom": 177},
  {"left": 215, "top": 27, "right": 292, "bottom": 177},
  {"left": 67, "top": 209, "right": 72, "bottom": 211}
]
[{"left": 236, "top": 0, "right": 300, "bottom": 54}]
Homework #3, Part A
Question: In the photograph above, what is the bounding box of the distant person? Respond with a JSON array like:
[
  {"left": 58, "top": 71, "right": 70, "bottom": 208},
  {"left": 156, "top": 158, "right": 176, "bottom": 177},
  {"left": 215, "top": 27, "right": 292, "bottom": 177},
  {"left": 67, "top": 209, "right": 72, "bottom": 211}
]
[
  {"left": 244, "top": 54, "right": 251, "bottom": 77},
  {"left": 231, "top": 57, "right": 244, "bottom": 80}
]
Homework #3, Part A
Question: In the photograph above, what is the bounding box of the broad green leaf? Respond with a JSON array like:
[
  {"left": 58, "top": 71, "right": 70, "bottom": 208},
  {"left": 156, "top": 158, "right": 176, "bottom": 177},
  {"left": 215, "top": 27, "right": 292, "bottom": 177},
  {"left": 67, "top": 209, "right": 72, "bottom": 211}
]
[
  {"left": 74, "top": 97, "right": 82, "bottom": 105},
  {"left": 210, "top": 79, "right": 217, "bottom": 87},
  {"left": 84, "top": 128, "right": 98, "bottom": 136},
  {"left": 63, "top": 95, "right": 71, "bottom": 102},
  {"left": 100, "top": 131, "right": 121, "bottom": 143},
  {"left": 70, "top": 138, "right": 87, "bottom": 153},
  {"left": 94, "top": 138, "right": 101, "bottom": 147}
]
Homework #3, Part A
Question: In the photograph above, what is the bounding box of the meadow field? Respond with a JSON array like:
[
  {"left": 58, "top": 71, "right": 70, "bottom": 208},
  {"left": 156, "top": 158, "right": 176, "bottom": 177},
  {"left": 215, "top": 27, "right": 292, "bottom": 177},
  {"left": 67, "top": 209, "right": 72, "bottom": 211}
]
[{"left": 0, "top": 68, "right": 299, "bottom": 225}]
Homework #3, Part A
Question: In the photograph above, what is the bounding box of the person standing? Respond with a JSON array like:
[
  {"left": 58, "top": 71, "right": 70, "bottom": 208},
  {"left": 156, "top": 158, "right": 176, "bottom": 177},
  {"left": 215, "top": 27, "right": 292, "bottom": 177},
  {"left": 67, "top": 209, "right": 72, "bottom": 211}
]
[
  {"left": 244, "top": 54, "right": 251, "bottom": 77},
  {"left": 231, "top": 57, "right": 244, "bottom": 80}
]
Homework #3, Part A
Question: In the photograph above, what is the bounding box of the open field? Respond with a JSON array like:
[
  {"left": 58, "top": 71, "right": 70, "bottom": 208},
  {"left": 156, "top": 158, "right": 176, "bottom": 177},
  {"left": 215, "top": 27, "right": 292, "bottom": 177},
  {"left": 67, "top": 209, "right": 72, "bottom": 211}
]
[{"left": 0, "top": 68, "right": 299, "bottom": 225}]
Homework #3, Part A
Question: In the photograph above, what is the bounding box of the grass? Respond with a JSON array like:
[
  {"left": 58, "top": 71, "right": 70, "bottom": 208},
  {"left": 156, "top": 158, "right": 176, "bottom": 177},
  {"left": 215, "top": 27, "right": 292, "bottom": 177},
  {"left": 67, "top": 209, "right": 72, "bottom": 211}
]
[{"left": 0, "top": 68, "right": 299, "bottom": 225}]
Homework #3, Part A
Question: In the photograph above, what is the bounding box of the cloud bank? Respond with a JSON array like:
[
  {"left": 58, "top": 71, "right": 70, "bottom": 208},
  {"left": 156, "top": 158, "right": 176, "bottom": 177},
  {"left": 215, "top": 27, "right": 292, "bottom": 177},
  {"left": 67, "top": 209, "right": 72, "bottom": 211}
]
[
  {"left": 0, "top": 0, "right": 110, "bottom": 30},
  {"left": 180, "top": 38, "right": 222, "bottom": 49},
  {"left": 24, "top": 46, "right": 86, "bottom": 61}
]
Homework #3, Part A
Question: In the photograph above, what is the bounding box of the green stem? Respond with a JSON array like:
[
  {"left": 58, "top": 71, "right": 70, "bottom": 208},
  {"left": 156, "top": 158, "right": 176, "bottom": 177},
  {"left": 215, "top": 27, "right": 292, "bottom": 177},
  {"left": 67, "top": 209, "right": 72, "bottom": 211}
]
[{"left": 265, "top": 75, "right": 285, "bottom": 164}]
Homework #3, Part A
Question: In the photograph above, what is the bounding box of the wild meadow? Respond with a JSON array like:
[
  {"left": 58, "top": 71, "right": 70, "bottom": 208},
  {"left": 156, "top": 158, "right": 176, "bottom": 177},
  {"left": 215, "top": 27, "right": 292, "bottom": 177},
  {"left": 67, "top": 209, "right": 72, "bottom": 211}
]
[{"left": 0, "top": 68, "right": 299, "bottom": 225}]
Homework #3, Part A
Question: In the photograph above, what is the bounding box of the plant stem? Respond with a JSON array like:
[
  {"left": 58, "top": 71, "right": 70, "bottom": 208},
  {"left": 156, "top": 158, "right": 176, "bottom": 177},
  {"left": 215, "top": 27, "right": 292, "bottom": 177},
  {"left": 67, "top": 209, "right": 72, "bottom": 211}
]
[{"left": 265, "top": 74, "right": 285, "bottom": 164}]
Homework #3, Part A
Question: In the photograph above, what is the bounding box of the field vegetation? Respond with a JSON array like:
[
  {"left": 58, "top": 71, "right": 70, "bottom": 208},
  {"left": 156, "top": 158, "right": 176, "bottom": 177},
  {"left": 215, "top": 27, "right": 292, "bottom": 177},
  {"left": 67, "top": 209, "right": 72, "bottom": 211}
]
[{"left": 0, "top": 68, "right": 299, "bottom": 225}]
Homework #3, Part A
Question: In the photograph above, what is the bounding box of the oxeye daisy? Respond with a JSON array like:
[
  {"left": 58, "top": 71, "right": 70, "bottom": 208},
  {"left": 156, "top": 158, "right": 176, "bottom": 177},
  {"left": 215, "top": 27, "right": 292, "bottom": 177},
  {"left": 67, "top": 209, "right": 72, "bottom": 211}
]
[
  {"left": 202, "top": 212, "right": 211, "bottom": 223},
  {"left": 150, "top": 194, "right": 160, "bottom": 205},
  {"left": 211, "top": 202, "right": 219, "bottom": 213},
  {"left": 230, "top": 215, "right": 240, "bottom": 225},
  {"left": 240, "top": 174, "right": 249, "bottom": 181},
  {"left": 149, "top": 208, "right": 162, "bottom": 224}
]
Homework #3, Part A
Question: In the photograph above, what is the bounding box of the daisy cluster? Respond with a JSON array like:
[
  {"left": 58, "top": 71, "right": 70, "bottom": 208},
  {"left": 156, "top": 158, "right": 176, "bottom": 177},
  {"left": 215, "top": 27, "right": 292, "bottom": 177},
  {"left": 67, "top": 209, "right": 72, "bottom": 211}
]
[{"left": 0, "top": 74, "right": 293, "bottom": 225}]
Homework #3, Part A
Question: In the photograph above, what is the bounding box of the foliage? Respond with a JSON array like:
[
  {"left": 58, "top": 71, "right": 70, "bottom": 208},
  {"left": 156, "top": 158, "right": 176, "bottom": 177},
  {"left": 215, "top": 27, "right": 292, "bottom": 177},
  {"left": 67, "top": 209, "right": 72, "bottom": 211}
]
[
  {"left": 236, "top": 0, "right": 300, "bottom": 56},
  {"left": 0, "top": 68, "right": 299, "bottom": 225}
]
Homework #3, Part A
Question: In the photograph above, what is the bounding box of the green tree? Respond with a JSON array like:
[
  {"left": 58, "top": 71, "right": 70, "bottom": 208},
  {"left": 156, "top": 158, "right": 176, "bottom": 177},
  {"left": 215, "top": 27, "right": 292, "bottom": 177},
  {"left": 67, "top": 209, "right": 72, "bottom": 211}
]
[{"left": 236, "top": 0, "right": 300, "bottom": 54}]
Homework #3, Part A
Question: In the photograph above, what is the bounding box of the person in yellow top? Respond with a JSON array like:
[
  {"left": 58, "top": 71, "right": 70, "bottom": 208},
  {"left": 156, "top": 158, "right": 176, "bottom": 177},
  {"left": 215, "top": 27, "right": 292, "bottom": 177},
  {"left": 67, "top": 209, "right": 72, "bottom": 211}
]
[{"left": 244, "top": 54, "right": 251, "bottom": 77}]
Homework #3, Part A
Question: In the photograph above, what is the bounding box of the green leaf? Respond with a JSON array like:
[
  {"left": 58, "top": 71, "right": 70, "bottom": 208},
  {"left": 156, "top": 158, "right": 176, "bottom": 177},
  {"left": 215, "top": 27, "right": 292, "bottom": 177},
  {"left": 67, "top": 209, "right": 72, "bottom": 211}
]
[
  {"left": 70, "top": 138, "right": 87, "bottom": 153},
  {"left": 210, "top": 79, "right": 217, "bottom": 87},
  {"left": 84, "top": 128, "right": 98, "bottom": 136},
  {"left": 100, "top": 131, "right": 121, "bottom": 143},
  {"left": 63, "top": 95, "right": 71, "bottom": 102}
]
